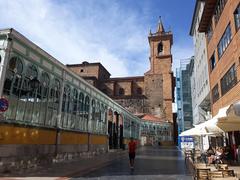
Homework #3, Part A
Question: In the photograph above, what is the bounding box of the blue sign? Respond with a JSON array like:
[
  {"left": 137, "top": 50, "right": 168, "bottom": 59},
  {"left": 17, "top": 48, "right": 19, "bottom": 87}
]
[
  {"left": 180, "top": 136, "right": 194, "bottom": 142},
  {"left": 180, "top": 136, "right": 194, "bottom": 149},
  {"left": 0, "top": 98, "right": 9, "bottom": 112}
]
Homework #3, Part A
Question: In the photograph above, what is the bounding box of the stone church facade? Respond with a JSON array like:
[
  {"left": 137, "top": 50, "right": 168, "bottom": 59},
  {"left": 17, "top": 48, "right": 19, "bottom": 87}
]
[{"left": 67, "top": 20, "right": 175, "bottom": 124}]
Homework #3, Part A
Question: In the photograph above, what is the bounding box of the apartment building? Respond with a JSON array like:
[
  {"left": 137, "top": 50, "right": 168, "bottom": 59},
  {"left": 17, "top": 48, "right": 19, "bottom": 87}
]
[
  {"left": 198, "top": 0, "right": 240, "bottom": 116},
  {"left": 190, "top": 0, "right": 212, "bottom": 125}
]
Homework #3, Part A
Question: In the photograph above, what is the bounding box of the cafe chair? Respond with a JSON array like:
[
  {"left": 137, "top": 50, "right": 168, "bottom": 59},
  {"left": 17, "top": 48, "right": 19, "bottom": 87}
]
[
  {"left": 208, "top": 171, "right": 223, "bottom": 179},
  {"left": 194, "top": 168, "right": 210, "bottom": 180},
  {"left": 221, "top": 169, "right": 235, "bottom": 177},
  {"left": 217, "top": 164, "right": 228, "bottom": 170}
]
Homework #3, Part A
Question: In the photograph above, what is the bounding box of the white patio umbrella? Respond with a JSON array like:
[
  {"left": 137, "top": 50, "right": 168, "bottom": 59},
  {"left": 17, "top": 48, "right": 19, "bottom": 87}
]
[
  {"left": 217, "top": 101, "right": 240, "bottom": 132},
  {"left": 179, "top": 105, "right": 240, "bottom": 136},
  {"left": 194, "top": 106, "right": 230, "bottom": 134},
  {"left": 179, "top": 106, "right": 229, "bottom": 136},
  {"left": 196, "top": 118, "right": 224, "bottom": 134},
  {"left": 179, "top": 125, "right": 213, "bottom": 137}
]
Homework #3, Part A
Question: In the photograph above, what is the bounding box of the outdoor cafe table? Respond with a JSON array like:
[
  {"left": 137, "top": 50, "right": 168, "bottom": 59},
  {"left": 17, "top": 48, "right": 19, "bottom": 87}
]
[
  {"left": 194, "top": 163, "right": 217, "bottom": 171},
  {"left": 194, "top": 163, "right": 236, "bottom": 179},
  {"left": 212, "top": 178, "right": 238, "bottom": 180}
]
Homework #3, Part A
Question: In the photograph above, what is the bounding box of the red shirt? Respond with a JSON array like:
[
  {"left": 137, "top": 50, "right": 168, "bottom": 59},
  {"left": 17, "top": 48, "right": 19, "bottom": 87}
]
[{"left": 128, "top": 141, "right": 137, "bottom": 153}]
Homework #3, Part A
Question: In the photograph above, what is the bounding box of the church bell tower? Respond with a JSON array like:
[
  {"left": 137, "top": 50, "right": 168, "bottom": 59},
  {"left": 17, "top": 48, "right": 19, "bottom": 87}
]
[{"left": 144, "top": 17, "right": 174, "bottom": 122}]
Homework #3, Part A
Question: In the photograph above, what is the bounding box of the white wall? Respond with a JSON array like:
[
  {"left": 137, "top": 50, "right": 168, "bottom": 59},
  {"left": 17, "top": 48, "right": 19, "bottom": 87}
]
[{"left": 190, "top": 1, "right": 211, "bottom": 125}]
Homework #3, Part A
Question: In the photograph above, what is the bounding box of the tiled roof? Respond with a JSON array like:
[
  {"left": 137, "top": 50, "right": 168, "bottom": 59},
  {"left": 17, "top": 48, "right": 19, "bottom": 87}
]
[{"left": 141, "top": 114, "right": 165, "bottom": 122}]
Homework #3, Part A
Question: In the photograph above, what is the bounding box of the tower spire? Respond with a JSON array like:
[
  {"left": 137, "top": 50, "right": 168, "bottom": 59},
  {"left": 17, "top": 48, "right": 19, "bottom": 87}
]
[
  {"left": 149, "top": 28, "right": 152, "bottom": 36},
  {"left": 157, "top": 16, "right": 165, "bottom": 33}
]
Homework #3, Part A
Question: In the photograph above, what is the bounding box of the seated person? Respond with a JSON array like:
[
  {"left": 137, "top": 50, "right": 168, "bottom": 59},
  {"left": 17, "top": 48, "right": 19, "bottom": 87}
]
[{"left": 207, "top": 146, "right": 215, "bottom": 164}]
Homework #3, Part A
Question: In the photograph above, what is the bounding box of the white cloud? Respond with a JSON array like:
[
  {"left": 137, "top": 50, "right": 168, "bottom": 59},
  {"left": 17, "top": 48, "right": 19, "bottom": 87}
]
[
  {"left": 0, "top": 0, "right": 149, "bottom": 77},
  {"left": 0, "top": 0, "right": 194, "bottom": 78}
]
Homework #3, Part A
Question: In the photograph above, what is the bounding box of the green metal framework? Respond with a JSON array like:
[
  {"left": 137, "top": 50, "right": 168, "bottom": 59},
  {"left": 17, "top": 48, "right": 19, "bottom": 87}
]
[{"left": 0, "top": 28, "right": 141, "bottom": 140}]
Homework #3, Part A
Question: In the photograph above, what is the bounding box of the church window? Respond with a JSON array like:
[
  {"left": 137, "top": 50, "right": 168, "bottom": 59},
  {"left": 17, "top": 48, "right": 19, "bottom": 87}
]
[
  {"left": 102, "top": 89, "right": 108, "bottom": 94},
  {"left": 119, "top": 88, "right": 125, "bottom": 96},
  {"left": 137, "top": 88, "right": 142, "bottom": 95},
  {"left": 157, "top": 42, "right": 163, "bottom": 55}
]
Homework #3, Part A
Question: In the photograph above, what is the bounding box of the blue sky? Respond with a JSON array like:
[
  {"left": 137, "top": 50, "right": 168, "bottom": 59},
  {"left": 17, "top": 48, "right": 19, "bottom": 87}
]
[{"left": 0, "top": 0, "right": 195, "bottom": 77}]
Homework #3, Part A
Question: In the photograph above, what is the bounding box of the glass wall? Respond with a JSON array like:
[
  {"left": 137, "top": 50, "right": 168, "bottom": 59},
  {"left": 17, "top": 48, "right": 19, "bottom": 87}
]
[
  {"left": 47, "top": 78, "right": 60, "bottom": 127},
  {"left": 2, "top": 55, "right": 108, "bottom": 135}
]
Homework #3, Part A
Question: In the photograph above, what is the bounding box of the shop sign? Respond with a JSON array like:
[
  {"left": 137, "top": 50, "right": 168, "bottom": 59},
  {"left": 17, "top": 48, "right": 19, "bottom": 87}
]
[{"left": 180, "top": 136, "right": 194, "bottom": 149}]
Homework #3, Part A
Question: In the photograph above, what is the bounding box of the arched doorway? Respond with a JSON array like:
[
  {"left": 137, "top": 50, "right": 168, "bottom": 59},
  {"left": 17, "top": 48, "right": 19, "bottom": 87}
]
[
  {"left": 119, "top": 114, "right": 124, "bottom": 149},
  {"left": 107, "top": 109, "right": 113, "bottom": 149},
  {"left": 113, "top": 111, "right": 119, "bottom": 149}
]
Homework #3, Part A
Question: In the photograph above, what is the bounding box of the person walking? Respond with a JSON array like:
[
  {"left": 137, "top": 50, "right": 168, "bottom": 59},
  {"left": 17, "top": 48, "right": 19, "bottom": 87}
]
[{"left": 128, "top": 137, "right": 137, "bottom": 170}]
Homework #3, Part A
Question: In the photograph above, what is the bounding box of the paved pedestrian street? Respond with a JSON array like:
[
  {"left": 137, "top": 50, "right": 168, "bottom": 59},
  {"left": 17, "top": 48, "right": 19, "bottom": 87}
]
[
  {"left": 0, "top": 146, "right": 193, "bottom": 180},
  {"left": 71, "top": 146, "right": 192, "bottom": 180}
]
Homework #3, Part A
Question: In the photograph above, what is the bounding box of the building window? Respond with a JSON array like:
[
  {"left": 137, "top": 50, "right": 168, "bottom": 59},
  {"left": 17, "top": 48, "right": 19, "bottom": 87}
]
[
  {"left": 157, "top": 42, "right": 163, "bottom": 55},
  {"left": 137, "top": 88, "right": 142, "bottom": 95},
  {"left": 220, "top": 64, "right": 237, "bottom": 96},
  {"left": 119, "top": 88, "right": 125, "bottom": 96},
  {"left": 210, "top": 53, "right": 216, "bottom": 71},
  {"left": 80, "top": 69, "right": 84, "bottom": 72},
  {"left": 207, "top": 23, "right": 213, "bottom": 41},
  {"left": 217, "top": 24, "right": 232, "bottom": 58},
  {"left": 0, "top": 55, "right": 1, "bottom": 64},
  {"left": 234, "top": 4, "right": 240, "bottom": 31},
  {"left": 3, "top": 57, "right": 24, "bottom": 96},
  {"left": 41, "top": 72, "right": 50, "bottom": 87},
  {"left": 72, "top": 89, "right": 78, "bottom": 118},
  {"left": 8, "top": 57, "right": 23, "bottom": 74},
  {"left": 26, "top": 64, "right": 38, "bottom": 79},
  {"left": 177, "top": 88, "right": 181, "bottom": 100},
  {"left": 212, "top": 84, "right": 219, "bottom": 103},
  {"left": 61, "top": 85, "right": 71, "bottom": 128},
  {"left": 214, "top": 0, "right": 228, "bottom": 24}
]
